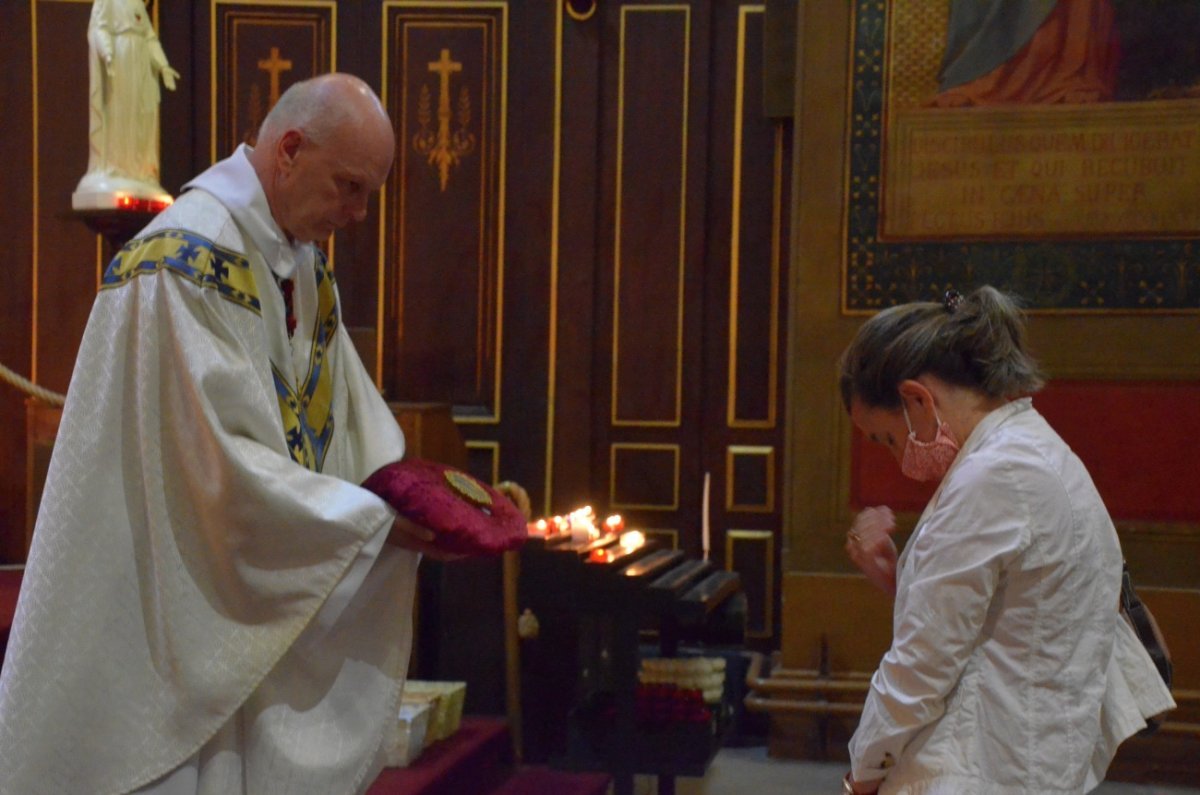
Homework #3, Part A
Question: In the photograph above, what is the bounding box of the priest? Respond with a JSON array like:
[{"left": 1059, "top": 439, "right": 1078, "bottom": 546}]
[{"left": 0, "top": 73, "right": 445, "bottom": 795}]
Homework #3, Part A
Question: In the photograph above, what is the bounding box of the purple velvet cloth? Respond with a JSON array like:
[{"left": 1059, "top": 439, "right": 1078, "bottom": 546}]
[{"left": 362, "top": 458, "right": 528, "bottom": 556}]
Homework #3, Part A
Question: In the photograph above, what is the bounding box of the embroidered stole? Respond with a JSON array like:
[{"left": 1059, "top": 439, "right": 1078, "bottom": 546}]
[
  {"left": 102, "top": 229, "right": 259, "bottom": 313},
  {"left": 272, "top": 249, "right": 338, "bottom": 472},
  {"left": 104, "top": 230, "right": 338, "bottom": 473}
]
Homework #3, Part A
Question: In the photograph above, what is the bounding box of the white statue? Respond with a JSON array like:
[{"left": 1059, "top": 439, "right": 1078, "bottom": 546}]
[{"left": 72, "top": 0, "right": 180, "bottom": 210}]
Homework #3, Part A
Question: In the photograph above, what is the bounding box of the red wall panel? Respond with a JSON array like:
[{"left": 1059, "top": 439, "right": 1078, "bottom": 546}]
[{"left": 851, "top": 381, "right": 1200, "bottom": 523}]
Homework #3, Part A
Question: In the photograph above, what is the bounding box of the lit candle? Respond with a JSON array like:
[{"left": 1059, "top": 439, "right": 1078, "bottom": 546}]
[
  {"left": 619, "top": 530, "right": 645, "bottom": 552},
  {"left": 604, "top": 514, "right": 625, "bottom": 535},
  {"left": 569, "top": 506, "right": 596, "bottom": 543}
]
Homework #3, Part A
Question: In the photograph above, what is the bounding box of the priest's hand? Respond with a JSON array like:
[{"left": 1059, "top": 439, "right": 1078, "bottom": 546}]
[
  {"left": 845, "top": 506, "right": 898, "bottom": 597},
  {"left": 387, "top": 514, "right": 464, "bottom": 561}
]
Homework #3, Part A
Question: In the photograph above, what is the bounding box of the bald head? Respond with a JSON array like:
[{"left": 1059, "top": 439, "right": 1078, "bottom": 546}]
[
  {"left": 256, "top": 73, "right": 392, "bottom": 151},
  {"left": 248, "top": 73, "right": 395, "bottom": 242}
]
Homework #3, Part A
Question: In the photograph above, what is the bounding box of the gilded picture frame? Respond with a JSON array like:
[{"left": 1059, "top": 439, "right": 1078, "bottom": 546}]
[{"left": 843, "top": 0, "right": 1200, "bottom": 313}]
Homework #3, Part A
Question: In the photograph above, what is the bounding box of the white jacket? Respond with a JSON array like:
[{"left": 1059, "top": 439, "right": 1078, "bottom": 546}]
[{"left": 850, "top": 399, "right": 1175, "bottom": 794}]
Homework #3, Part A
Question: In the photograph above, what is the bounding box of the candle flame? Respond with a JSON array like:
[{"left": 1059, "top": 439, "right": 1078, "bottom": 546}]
[
  {"left": 111, "top": 192, "right": 173, "bottom": 212},
  {"left": 604, "top": 514, "right": 625, "bottom": 534}
]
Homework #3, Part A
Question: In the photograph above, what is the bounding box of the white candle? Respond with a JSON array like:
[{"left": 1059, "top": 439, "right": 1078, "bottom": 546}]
[
  {"left": 569, "top": 505, "right": 595, "bottom": 543},
  {"left": 701, "top": 472, "right": 711, "bottom": 561}
]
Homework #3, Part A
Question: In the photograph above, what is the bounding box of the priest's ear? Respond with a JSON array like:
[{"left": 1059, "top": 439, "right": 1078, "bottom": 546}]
[{"left": 277, "top": 129, "right": 305, "bottom": 173}]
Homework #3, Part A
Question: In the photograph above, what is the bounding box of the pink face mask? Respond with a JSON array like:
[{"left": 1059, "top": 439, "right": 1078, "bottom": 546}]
[{"left": 900, "top": 404, "right": 960, "bottom": 482}]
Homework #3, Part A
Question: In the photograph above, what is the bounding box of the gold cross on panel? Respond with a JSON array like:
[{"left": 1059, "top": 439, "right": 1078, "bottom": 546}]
[{"left": 258, "top": 47, "right": 294, "bottom": 106}]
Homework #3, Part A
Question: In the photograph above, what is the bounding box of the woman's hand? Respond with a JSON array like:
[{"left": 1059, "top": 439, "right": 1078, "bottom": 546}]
[
  {"left": 850, "top": 774, "right": 880, "bottom": 794},
  {"left": 845, "top": 506, "right": 898, "bottom": 597}
]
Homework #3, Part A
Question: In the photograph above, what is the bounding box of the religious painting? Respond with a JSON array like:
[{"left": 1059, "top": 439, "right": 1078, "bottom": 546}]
[{"left": 844, "top": 0, "right": 1200, "bottom": 312}]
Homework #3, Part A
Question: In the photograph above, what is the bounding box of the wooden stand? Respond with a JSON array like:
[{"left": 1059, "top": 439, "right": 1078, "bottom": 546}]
[
  {"left": 518, "top": 535, "right": 746, "bottom": 794},
  {"left": 71, "top": 207, "right": 163, "bottom": 251}
]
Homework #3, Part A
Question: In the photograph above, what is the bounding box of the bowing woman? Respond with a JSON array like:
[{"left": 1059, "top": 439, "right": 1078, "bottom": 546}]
[{"left": 837, "top": 286, "right": 1173, "bottom": 795}]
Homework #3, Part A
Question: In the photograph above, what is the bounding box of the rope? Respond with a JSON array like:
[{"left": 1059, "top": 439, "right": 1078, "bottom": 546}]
[{"left": 0, "top": 362, "right": 66, "bottom": 407}]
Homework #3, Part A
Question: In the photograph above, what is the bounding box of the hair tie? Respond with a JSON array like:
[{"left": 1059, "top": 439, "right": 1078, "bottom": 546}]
[{"left": 943, "top": 289, "right": 963, "bottom": 313}]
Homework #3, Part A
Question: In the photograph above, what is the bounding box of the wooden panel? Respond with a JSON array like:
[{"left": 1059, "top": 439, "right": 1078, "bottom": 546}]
[
  {"left": 466, "top": 439, "right": 499, "bottom": 486},
  {"left": 728, "top": 6, "right": 782, "bottom": 429},
  {"left": 34, "top": 0, "right": 102, "bottom": 395},
  {"left": 761, "top": 0, "right": 795, "bottom": 118},
  {"left": 591, "top": 0, "right": 711, "bottom": 561},
  {"left": 545, "top": 2, "right": 602, "bottom": 515},
  {"left": 781, "top": 572, "right": 891, "bottom": 673},
  {"left": 391, "top": 402, "right": 468, "bottom": 469},
  {"left": 378, "top": 1, "right": 557, "bottom": 527},
  {"left": 610, "top": 443, "right": 679, "bottom": 511},
  {"left": 726, "top": 444, "right": 774, "bottom": 513},
  {"left": 700, "top": 0, "right": 787, "bottom": 648},
  {"left": 611, "top": 5, "right": 689, "bottom": 427},
  {"left": 480, "top": 2, "right": 557, "bottom": 516},
  {"left": 382, "top": 3, "right": 507, "bottom": 421},
  {"left": 727, "top": 529, "right": 774, "bottom": 638},
  {"left": 1142, "top": 587, "right": 1200, "bottom": 692},
  {"left": 700, "top": 1, "right": 790, "bottom": 648},
  {"left": 211, "top": 1, "right": 336, "bottom": 162},
  {"left": 644, "top": 528, "right": 679, "bottom": 550},
  {"left": 0, "top": 1, "right": 35, "bottom": 562}
]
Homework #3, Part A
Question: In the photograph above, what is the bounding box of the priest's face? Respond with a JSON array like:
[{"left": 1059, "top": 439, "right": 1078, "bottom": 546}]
[{"left": 273, "top": 121, "right": 395, "bottom": 243}]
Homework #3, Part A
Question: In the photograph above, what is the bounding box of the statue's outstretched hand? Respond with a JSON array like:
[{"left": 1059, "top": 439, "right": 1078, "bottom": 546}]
[{"left": 161, "top": 66, "right": 180, "bottom": 91}]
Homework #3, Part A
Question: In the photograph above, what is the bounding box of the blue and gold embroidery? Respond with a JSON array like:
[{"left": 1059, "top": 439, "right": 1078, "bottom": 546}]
[
  {"left": 273, "top": 250, "right": 339, "bottom": 472},
  {"left": 101, "top": 229, "right": 260, "bottom": 313}
]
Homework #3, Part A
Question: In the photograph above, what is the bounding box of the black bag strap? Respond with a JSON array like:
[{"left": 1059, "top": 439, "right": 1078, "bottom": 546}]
[
  {"left": 1119, "top": 561, "right": 1174, "bottom": 736},
  {"left": 1120, "top": 562, "right": 1172, "bottom": 688}
]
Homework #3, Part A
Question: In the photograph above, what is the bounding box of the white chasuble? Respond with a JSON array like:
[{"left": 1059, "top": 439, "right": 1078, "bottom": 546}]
[{"left": 0, "top": 151, "right": 417, "bottom": 795}]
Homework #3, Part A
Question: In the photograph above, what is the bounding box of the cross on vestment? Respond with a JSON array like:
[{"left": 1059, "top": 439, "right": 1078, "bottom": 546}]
[{"left": 258, "top": 47, "right": 294, "bottom": 106}]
